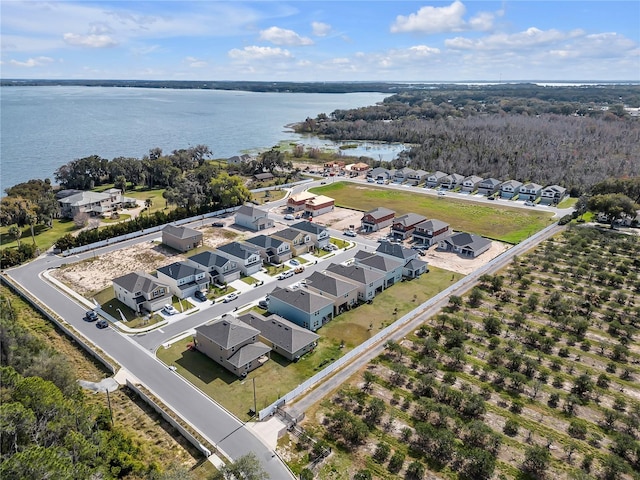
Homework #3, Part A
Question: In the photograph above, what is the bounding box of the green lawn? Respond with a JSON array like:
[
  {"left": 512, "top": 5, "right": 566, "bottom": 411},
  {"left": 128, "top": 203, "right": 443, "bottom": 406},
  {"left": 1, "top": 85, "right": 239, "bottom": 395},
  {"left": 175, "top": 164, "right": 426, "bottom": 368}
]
[
  {"left": 252, "top": 189, "right": 287, "bottom": 204},
  {"left": 311, "top": 182, "right": 555, "bottom": 244},
  {"left": 119, "top": 187, "right": 168, "bottom": 214},
  {"left": 156, "top": 266, "right": 463, "bottom": 420},
  {"left": 0, "top": 219, "right": 77, "bottom": 252}
]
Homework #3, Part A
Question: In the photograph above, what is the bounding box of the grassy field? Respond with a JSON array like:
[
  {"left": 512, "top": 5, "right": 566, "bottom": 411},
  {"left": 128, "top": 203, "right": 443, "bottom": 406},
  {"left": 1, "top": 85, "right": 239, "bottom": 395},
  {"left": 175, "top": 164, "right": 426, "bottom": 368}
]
[
  {"left": 311, "top": 182, "right": 555, "bottom": 244},
  {"left": 156, "top": 266, "right": 463, "bottom": 420},
  {"left": 0, "top": 218, "right": 77, "bottom": 251}
]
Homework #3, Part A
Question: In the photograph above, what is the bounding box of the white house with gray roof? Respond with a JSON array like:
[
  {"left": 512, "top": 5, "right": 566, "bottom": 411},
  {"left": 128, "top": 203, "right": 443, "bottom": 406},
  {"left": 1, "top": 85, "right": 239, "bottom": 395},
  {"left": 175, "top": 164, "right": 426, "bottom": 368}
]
[
  {"left": 58, "top": 188, "right": 137, "bottom": 219},
  {"left": 425, "top": 171, "right": 447, "bottom": 188},
  {"left": 290, "top": 221, "right": 330, "bottom": 249},
  {"left": 186, "top": 250, "right": 241, "bottom": 285},
  {"left": 244, "top": 235, "right": 292, "bottom": 264},
  {"left": 407, "top": 169, "right": 429, "bottom": 186},
  {"left": 215, "top": 242, "right": 262, "bottom": 276},
  {"left": 440, "top": 173, "right": 465, "bottom": 190},
  {"left": 236, "top": 312, "right": 319, "bottom": 362},
  {"left": 519, "top": 182, "right": 544, "bottom": 201},
  {"left": 112, "top": 271, "right": 171, "bottom": 314},
  {"left": 461, "top": 175, "right": 484, "bottom": 193},
  {"left": 393, "top": 167, "right": 415, "bottom": 183},
  {"left": 194, "top": 315, "right": 271, "bottom": 377},
  {"left": 477, "top": 178, "right": 503, "bottom": 196},
  {"left": 156, "top": 261, "right": 209, "bottom": 299},
  {"left": 367, "top": 167, "right": 393, "bottom": 182},
  {"left": 324, "top": 263, "right": 385, "bottom": 301},
  {"left": 234, "top": 204, "right": 274, "bottom": 231},
  {"left": 438, "top": 232, "right": 492, "bottom": 258},
  {"left": 267, "top": 287, "right": 334, "bottom": 332},
  {"left": 500, "top": 179, "right": 523, "bottom": 199},
  {"left": 540, "top": 185, "right": 567, "bottom": 205},
  {"left": 375, "top": 242, "right": 429, "bottom": 278},
  {"left": 304, "top": 271, "right": 359, "bottom": 315}
]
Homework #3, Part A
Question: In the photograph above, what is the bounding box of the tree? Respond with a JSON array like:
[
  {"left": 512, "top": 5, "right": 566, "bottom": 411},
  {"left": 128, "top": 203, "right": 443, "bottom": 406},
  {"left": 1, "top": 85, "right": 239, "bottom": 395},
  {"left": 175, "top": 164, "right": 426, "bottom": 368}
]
[
  {"left": 213, "top": 452, "right": 269, "bottom": 480},
  {"left": 209, "top": 172, "right": 252, "bottom": 208},
  {"left": 588, "top": 194, "right": 637, "bottom": 228},
  {"left": 521, "top": 445, "right": 551, "bottom": 478},
  {"left": 114, "top": 174, "right": 127, "bottom": 192},
  {"left": 8, "top": 225, "right": 22, "bottom": 247},
  {"left": 353, "top": 470, "right": 372, "bottom": 480},
  {"left": 73, "top": 211, "right": 89, "bottom": 228},
  {"left": 483, "top": 315, "right": 501, "bottom": 336}
]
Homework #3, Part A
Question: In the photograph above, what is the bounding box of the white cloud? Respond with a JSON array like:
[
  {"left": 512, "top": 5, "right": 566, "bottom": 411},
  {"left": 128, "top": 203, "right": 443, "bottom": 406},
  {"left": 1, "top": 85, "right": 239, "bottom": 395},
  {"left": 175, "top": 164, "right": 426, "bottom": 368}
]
[
  {"left": 9, "top": 56, "right": 54, "bottom": 67},
  {"left": 228, "top": 46, "right": 293, "bottom": 62},
  {"left": 311, "top": 21, "right": 331, "bottom": 37},
  {"left": 185, "top": 56, "right": 207, "bottom": 68},
  {"left": 63, "top": 33, "right": 117, "bottom": 48},
  {"left": 445, "top": 27, "right": 584, "bottom": 50},
  {"left": 259, "top": 26, "right": 313, "bottom": 46},
  {"left": 391, "top": 1, "right": 496, "bottom": 35}
]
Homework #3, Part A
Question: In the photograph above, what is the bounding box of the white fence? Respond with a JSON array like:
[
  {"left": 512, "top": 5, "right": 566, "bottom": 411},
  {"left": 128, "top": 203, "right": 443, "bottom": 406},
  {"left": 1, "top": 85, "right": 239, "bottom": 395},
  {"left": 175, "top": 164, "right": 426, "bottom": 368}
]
[{"left": 259, "top": 222, "right": 559, "bottom": 419}]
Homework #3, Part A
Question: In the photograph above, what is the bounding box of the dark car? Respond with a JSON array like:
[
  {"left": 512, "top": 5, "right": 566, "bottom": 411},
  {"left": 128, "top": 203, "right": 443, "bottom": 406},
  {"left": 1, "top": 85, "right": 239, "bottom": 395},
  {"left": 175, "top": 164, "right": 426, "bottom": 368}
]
[
  {"left": 212, "top": 222, "right": 224, "bottom": 227},
  {"left": 96, "top": 319, "right": 109, "bottom": 329},
  {"left": 85, "top": 310, "right": 99, "bottom": 322},
  {"left": 258, "top": 299, "right": 269, "bottom": 309},
  {"left": 194, "top": 290, "right": 207, "bottom": 302}
]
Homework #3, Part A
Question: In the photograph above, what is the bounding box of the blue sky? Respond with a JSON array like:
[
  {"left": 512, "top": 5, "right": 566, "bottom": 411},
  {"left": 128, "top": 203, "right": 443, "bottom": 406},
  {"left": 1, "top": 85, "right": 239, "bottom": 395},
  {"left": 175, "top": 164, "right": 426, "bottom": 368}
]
[{"left": 1, "top": 1, "right": 638, "bottom": 81}]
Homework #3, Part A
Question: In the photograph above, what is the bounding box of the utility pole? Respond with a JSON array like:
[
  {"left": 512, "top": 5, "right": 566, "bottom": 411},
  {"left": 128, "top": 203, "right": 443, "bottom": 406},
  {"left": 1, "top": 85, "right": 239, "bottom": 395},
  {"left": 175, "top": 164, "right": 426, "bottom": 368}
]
[{"left": 252, "top": 377, "right": 257, "bottom": 418}]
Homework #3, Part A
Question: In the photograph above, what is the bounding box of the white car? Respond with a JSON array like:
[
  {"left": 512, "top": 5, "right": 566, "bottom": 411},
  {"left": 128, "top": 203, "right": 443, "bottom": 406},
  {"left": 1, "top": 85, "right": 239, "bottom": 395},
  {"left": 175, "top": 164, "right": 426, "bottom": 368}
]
[
  {"left": 277, "top": 270, "right": 294, "bottom": 280},
  {"left": 223, "top": 292, "right": 239, "bottom": 303},
  {"left": 163, "top": 304, "right": 179, "bottom": 315},
  {"left": 284, "top": 214, "right": 295, "bottom": 220},
  {"left": 344, "top": 230, "right": 357, "bottom": 237},
  {"left": 438, "top": 191, "right": 446, "bottom": 196}
]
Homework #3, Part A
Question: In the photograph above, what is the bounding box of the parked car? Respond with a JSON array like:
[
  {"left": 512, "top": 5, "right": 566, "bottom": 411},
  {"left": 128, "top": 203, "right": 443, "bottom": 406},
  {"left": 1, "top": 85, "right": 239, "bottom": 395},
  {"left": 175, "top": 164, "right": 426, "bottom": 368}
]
[
  {"left": 344, "top": 230, "right": 357, "bottom": 237},
  {"left": 277, "top": 270, "right": 294, "bottom": 280},
  {"left": 290, "top": 259, "right": 300, "bottom": 266},
  {"left": 194, "top": 290, "right": 207, "bottom": 302},
  {"left": 487, "top": 196, "right": 496, "bottom": 200},
  {"left": 284, "top": 214, "right": 295, "bottom": 220},
  {"left": 212, "top": 221, "right": 224, "bottom": 227},
  {"left": 163, "top": 304, "right": 179, "bottom": 315},
  {"left": 84, "top": 310, "right": 99, "bottom": 322},
  {"left": 223, "top": 292, "right": 239, "bottom": 303},
  {"left": 258, "top": 299, "right": 269, "bottom": 309},
  {"left": 524, "top": 200, "right": 535, "bottom": 206},
  {"left": 96, "top": 319, "right": 109, "bottom": 329},
  {"left": 294, "top": 266, "right": 305, "bottom": 274},
  {"left": 438, "top": 191, "right": 446, "bottom": 196}
]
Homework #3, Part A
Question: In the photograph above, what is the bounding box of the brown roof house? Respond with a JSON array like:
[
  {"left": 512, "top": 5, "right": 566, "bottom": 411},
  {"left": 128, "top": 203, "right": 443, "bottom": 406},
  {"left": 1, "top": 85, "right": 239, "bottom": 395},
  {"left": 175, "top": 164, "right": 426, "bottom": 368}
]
[
  {"left": 237, "top": 312, "right": 319, "bottom": 362},
  {"left": 194, "top": 315, "right": 271, "bottom": 377},
  {"left": 161, "top": 224, "right": 203, "bottom": 252},
  {"left": 361, "top": 207, "right": 395, "bottom": 232},
  {"left": 112, "top": 271, "right": 172, "bottom": 314},
  {"left": 234, "top": 204, "right": 275, "bottom": 231}
]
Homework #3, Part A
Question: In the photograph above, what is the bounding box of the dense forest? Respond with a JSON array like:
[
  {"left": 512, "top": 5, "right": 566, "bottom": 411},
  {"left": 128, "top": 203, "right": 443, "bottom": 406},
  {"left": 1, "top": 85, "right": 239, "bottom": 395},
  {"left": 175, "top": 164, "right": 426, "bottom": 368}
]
[{"left": 297, "top": 86, "right": 640, "bottom": 195}]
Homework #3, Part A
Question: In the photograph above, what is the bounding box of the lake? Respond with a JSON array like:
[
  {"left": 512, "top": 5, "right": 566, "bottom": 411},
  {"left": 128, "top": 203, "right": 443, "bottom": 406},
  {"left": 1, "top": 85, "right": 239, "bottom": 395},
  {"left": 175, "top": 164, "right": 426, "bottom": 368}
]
[{"left": 0, "top": 86, "right": 404, "bottom": 192}]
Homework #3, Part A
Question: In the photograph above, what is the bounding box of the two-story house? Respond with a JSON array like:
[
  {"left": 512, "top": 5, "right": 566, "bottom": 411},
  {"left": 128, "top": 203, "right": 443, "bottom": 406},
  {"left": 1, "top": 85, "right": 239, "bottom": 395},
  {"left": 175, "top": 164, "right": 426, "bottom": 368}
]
[
  {"left": 244, "top": 235, "right": 292, "bottom": 264},
  {"left": 390, "top": 213, "right": 428, "bottom": 240},
  {"left": 519, "top": 182, "right": 543, "bottom": 201},
  {"left": 477, "top": 178, "right": 503, "bottom": 196},
  {"left": 438, "top": 232, "right": 492, "bottom": 258},
  {"left": 393, "top": 167, "right": 415, "bottom": 183},
  {"left": 303, "top": 195, "right": 335, "bottom": 218},
  {"left": 268, "top": 287, "right": 334, "bottom": 332},
  {"left": 367, "top": 167, "right": 393, "bottom": 183},
  {"left": 439, "top": 173, "right": 465, "bottom": 190},
  {"left": 304, "top": 271, "right": 359, "bottom": 315},
  {"left": 194, "top": 315, "right": 271, "bottom": 377},
  {"left": 412, "top": 219, "right": 451, "bottom": 246},
  {"left": 354, "top": 251, "right": 404, "bottom": 288},
  {"left": 161, "top": 224, "right": 203, "bottom": 252},
  {"left": 361, "top": 207, "right": 395, "bottom": 232},
  {"left": 425, "top": 171, "right": 447, "bottom": 188},
  {"left": 234, "top": 204, "right": 275, "bottom": 231},
  {"left": 461, "top": 175, "right": 484, "bottom": 193},
  {"left": 112, "top": 271, "right": 172, "bottom": 314},
  {"left": 290, "top": 221, "right": 330, "bottom": 249},
  {"left": 287, "top": 191, "right": 316, "bottom": 212},
  {"left": 540, "top": 185, "right": 567, "bottom": 205},
  {"left": 375, "top": 242, "right": 428, "bottom": 279},
  {"left": 215, "top": 242, "right": 262, "bottom": 276},
  {"left": 236, "top": 312, "right": 319, "bottom": 362},
  {"left": 500, "top": 179, "right": 523, "bottom": 199},
  {"left": 58, "top": 188, "right": 136, "bottom": 219},
  {"left": 156, "top": 261, "right": 209, "bottom": 299},
  {"left": 271, "top": 228, "right": 312, "bottom": 256},
  {"left": 407, "top": 169, "right": 429, "bottom": 186},
  {"left": 186, "top": 250, "right": 241, "bottom": 285},
  {"left": 324, "top": 262, "right": 385, "bottom": 302}
]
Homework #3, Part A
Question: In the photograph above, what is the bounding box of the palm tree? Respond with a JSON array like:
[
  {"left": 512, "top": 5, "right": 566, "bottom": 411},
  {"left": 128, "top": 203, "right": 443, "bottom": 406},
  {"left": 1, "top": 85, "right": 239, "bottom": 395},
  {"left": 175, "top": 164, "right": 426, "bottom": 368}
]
[
  {"left": 144, "top": 198, "right": 153, "bottom": 215},
  {"left": 8, "top": 224, "right": 21, "bottom": 246}
]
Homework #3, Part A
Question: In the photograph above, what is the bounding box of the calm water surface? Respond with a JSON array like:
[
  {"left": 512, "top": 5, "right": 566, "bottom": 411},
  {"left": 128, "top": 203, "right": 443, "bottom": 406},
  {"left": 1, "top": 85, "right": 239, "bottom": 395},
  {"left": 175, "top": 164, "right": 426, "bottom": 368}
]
[{"left": 1, "top": 86, "right": 402, "bottom": 192}]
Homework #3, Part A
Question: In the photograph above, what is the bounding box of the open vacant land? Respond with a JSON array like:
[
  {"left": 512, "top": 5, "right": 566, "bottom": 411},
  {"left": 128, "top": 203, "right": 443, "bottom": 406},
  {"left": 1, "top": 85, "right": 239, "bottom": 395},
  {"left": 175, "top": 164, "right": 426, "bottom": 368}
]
[
  {"left": 311, "top": 182, "right": 555, "bottom": 244},
  {"left": 284, "top": 226, "right": 640, "bottom": 480}
]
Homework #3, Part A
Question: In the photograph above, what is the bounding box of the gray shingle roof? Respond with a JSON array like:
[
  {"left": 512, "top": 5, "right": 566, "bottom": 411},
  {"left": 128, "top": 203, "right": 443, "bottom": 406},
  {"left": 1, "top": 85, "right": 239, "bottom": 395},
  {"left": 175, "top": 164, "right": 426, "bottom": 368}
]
[
  {"left": 245, "top": 235, "right": 285, "bottom": 250},
  {"left": 237, "top": 312, "right": 319, "bottom": 355},
  {"left": 112, "top": 271, "right": 168, "bottom": 294},
  {"left": 305, "top": 271, "right": 358, "bottom": 297},
  {"left": 444, "top": 232, "right": 492, "bottom": 251},
  {"left": 357, "top": 254, "right": 404, "bottom": 273},
  {"left": 272, "top": 228, "right": 304, "bottom": 241},
  {"left": 157, "top": 261, "right": 204, "bottom": 280},
  {"left": 363, "top": 207, "right": 395, "bottom": 220},
  {"left": 393, "top": 213, "right": 427, "bottom": 227},
  {"left": 196, "top": 315, "right": 260, "bottom": 349},
  {"left": 217, "top": 241, "right": 259, "bottom": 260},
  {"left": 405, "top": 258, "right": 428, "bottom": 270},
  {"left": 236, "top": 203, "right": 268, "bottom": 218},
  {"left": 479, "top": 178, "right": 502, "bottom": 188},
  {"left": 325, "top": 262, "right": 385, "bottom": 285},
  {"left": 188, "top": 250, "right": 234, "bottom": 269},
  {"left": 415, "top": 219, "right": 449, "bottom": 232},
  {"left": 290, "top": 221, "right": 327, "bottom": 235},
  {"left": 269, "top": 287, "right": 333, "bottom": 313},
  {"left": 375, "top": 242, "right": 416, "bottom": 260},
  {"left": 162, "top": 224, "right": 202, "bottom": 239},
  {"left": 226, "top": 342, "right": 271, "bottom": 368}
]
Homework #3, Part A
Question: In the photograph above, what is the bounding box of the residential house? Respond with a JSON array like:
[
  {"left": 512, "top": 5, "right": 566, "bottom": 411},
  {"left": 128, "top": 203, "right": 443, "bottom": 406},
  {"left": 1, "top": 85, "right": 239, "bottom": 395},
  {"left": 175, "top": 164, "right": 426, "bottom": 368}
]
[
  {"left": 156, "top": 261, "right": 209, "bottom": 299},
  {"left": 244, "top": 235, "right": 292, "bottom": 264},
  {"left": 161, "top": 224, "right": 203, "bottom": 252},
  {"left": 393, "top": 167, "right": 415, "bottom": 183},
  {"left": 438, "top": 232, "right": 492, "bottom": 258},
  {"left": 236, "top": 312, "right": 319, "bottom": 362},
  {"left": 287, "top": 191, "right": 316, "bottom": 212},
  {"left": 268, "top": 287, "right": 334, "bottom": 332},
  {"left": 324, "top": 263, "right": 385, "bottom": 302},
  {"left": 304, "top": 195, "right": 335, "bottom": 217},
  {"left": 354, "top": 251, "right": 404, "bottom": 288},
  {"left": 234, "top": 204, "right": 275, "bottom": 231},
  {"left": 58, "top": 188, "right": 137, "bottom": 219},
  {"left": 361, "top": 207, "right": 395, "bottom": 232},
  {"left": 216, "top": 242, "right": 262, "bottom": 276},
  {"left": 407, "top": 169, "right": 429, "bottom": 186},
  {"left": 194, "top": 315, "right": 271, "bottom": 377},
  {"left": 350, "top": 162, "right": 370, "bottom": 173},
  {"left": 461, "top": 175, "right": 483, "bottom": 193},
  {"left": 540, "top": 185, "right": 567, "bottom": 205},
  {"left": 425, "top": 171, "right": 447, "bottom": 188},
  {"left": 290, "top": 221, "right": 330, "bottom": 249},
  {"left": 112, "top": 271, "right": 171, "bottom": 314},
  {"left": 390, "top": 213, "right": 428, "bottom": 239},
  {"left": 304, "top": 271, "right": 359, "bottom": 315},
  {"left": 271, "top": 228, "right": 312, "bottom": 256},
  {"left": 439, "top": 173, "right": 465, "bottom": 190},
  {"left": 253, "top": 172, "right": 274, "bottom": 182},
  {"left": 477, "top": 178, "right": 503, "bottom": 196},
  {"left": 367, "top": 167, "right": 393, "bottom": 182},
  {"left": 375, "top": 242, "right": 429, "bottom": 279},
  {"left": 186, "top": 250, "right": 241, "bottom": 285},
  {"left": 519, "top": 182, "right": 544, "bottom": 201},
  {"left": 412, "top": 219, "right": 451, "bottom": 246},
  {"left": 500, "top": 180, "right": 523, "bottom": 199},
  {"left": 227, "top": 154, "right": 253, "bottom": 166}
]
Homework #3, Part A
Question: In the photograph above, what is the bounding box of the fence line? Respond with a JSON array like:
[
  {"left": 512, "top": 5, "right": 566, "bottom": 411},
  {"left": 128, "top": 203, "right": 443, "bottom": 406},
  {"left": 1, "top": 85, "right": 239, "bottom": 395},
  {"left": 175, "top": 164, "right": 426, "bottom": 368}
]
[{"left": 259, "top": 222, "right": 559, "bottom": 419}]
